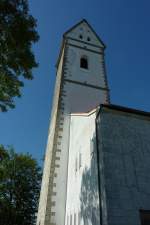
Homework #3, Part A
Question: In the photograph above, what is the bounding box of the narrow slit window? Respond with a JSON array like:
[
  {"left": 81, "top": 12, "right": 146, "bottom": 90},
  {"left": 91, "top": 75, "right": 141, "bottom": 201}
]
[
  {"left": 70, "top": 214, "right": 72, "bottom": 225},
  {"left": 78, "top": 212, "right": 80, "bottom": 225},
  {"left": 75, "top": 158, "right": 78, "bottom": 172},
  {"left": 67, "top": 215, "right": 69, "bottom": 225},
  {"left": 74, "top": 213, "right": 76, "bottom": 225},
  {"left": 79, "top": 153, "right": 82, "bottom": 168},
  {"left": 80, "top": 57, "right": 88, "bottom": 69}
]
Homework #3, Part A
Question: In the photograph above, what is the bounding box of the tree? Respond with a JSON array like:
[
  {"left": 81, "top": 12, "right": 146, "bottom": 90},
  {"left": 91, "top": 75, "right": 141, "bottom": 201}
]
[
  {"left": 0, "top": 0, "right": 39, "bottom": 112},
  {"left": 0, "top": 145, "right": 42, "bottom": 225}
]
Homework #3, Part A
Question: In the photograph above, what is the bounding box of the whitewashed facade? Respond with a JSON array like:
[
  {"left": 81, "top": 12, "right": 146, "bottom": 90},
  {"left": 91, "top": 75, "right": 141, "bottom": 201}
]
[
  {"left": 36, "top": 19, "right": 109, "bottom": 225},
  {"left": 65, "top": 109, "right": 100, "bottom": 225},
  {"left": 36, "top": 19, "right": 150, "bottom": 225}
]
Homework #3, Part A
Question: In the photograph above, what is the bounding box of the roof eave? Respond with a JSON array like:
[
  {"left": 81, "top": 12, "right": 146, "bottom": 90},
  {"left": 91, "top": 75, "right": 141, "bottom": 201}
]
[{"left": 96, "top": 104, "right": 150, "bottom": 120}]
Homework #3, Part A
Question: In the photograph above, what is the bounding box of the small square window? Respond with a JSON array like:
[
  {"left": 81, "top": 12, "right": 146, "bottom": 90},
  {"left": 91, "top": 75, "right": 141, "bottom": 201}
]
[{"left": 140, "top": 210, "right": 150, "bottom": 225}]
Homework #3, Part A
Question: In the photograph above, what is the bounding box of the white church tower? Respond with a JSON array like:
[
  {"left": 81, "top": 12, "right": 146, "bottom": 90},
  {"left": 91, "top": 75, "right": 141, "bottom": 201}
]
[{"left": 37, "top": 19, "right": 109, "bottom": 225}]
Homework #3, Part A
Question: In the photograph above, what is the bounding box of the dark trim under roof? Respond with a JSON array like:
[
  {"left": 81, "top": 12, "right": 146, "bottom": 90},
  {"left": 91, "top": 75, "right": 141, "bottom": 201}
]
[{"left": 97, "top": 104, "right": 150, "bottom": 119}]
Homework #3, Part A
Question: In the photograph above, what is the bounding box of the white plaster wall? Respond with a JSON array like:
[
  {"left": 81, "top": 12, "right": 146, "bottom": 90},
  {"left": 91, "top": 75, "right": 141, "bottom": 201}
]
[
  {"left": 50, "top": 105, "right": 71, "bottom": 225},
  {"left": 65, "top": 21, "right": 104, "bottom": 48},
  {"left": 68, "top": 39, "right": 103, "bottom": 54},
  {"left": 66, "top": 82, "right": 107, "bottom": 113},
  {"left": 66, "top": 45, "right": 106, "bottom": 88},
  {"left": 65, "top": 111, "right": 100, "bottom": 225},
  {"left": 53, "top": 32, "right": 108, "bottom": 225},
  {"left": 37, "top": 20, "right": 108, "bottom": 225},
  {"left": 36, "top": 47, "right": 65, "bottom": 225},
  {"left": 63, "top": 40, "right": 109, "bottom": 114}
]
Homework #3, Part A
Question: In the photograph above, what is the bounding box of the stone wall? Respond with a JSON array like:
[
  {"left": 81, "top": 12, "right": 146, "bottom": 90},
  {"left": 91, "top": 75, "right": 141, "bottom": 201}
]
[{"left": 97, "top": 107, "right": 150, "bottom": 225}]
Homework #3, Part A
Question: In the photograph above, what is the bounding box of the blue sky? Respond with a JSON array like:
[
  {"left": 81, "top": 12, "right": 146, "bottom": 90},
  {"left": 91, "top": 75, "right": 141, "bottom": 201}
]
[{"left": 0, "top": 0, "right": 150, "bottom": 164}]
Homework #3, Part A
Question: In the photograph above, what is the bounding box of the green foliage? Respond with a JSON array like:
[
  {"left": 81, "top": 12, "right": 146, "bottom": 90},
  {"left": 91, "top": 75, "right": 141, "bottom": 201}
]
[
  {"left": 0, "top": 0, "right": 39, "bottom": 112},
  {"left": 0, "top": 145, "right": 42, "bottom": 225}
]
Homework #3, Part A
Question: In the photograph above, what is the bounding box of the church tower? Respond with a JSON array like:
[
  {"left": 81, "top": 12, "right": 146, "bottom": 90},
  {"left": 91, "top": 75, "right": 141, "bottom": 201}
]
[{"left": 37, "top": 19, "right": 109, "bottom": 225}]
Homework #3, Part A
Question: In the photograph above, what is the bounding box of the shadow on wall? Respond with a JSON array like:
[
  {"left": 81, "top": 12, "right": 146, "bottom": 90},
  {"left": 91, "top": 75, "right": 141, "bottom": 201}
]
[{"left": 80, "top": 134, "right": 100, "bottom": 225}]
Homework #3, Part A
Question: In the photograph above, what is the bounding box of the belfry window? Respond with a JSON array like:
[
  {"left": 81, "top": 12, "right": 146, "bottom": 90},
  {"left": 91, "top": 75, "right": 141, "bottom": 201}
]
[{"left": 80, "top": 56, "right": 88, "bottom": 69}]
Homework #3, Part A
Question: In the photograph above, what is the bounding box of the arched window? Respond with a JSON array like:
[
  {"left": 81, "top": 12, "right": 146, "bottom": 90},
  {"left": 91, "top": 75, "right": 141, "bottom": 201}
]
[{"left": 80, "top": 56, "right": 88, "bottom": 69}]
